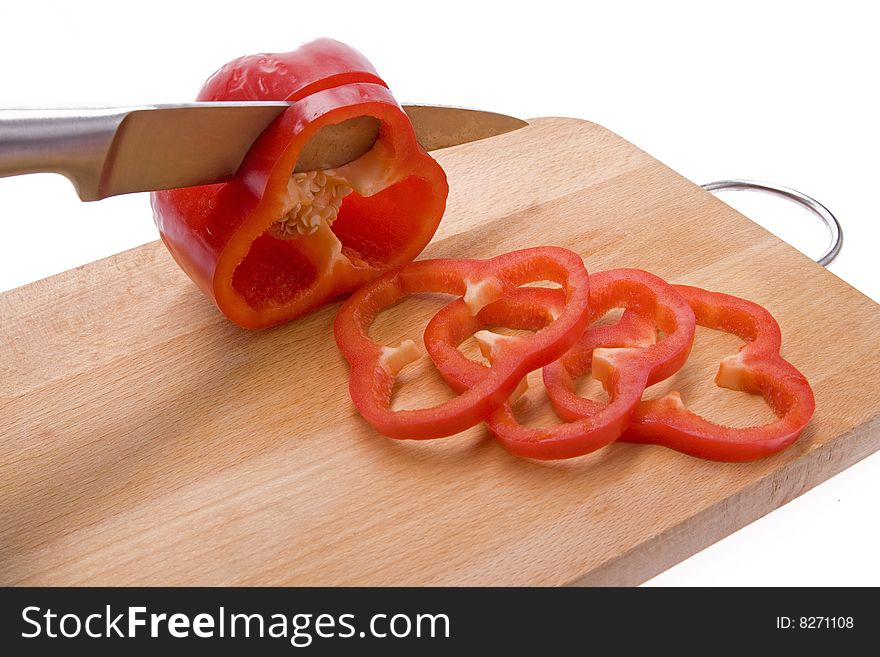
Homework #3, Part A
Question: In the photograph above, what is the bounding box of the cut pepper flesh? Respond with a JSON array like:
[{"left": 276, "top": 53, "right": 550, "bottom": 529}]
[
  {"left": 615, "top": 285, "right": 816, "bottom": 461},
  {"left": 334, "top": 247, "right": 591, "bottom": 440},
  {"left": 152, "top": 39, "right": 448, "bottom": 328},
  {"left": 426, "top": 269, "right": 696, "bottom": 460}
]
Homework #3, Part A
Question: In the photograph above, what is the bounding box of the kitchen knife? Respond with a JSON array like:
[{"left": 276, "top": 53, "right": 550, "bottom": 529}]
[{"left": 0, "top": 103, "right": 527, "bottom": 201}]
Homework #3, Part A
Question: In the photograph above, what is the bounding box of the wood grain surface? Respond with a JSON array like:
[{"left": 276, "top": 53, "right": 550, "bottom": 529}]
[{"left": 2, "top": 117, "right": 879, "bottom": 586}]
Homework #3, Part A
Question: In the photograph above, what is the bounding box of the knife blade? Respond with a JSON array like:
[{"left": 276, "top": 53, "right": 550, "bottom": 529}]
[{"left": 0, "top": 103, "right": 527, "bottom": 201}]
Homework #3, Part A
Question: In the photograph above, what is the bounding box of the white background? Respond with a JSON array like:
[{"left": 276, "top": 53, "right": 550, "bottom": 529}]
[{"left": 1, "top": 0, "right": 878, "bottom": 585}]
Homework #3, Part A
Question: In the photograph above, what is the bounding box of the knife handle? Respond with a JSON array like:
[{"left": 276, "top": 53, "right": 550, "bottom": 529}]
[{"left": 0, "top": 109, "right": 127, "bottom": 200}]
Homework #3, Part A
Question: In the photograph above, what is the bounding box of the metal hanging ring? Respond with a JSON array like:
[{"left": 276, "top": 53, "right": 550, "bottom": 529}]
[{"left": 701, "top": 179, "right": 842, "bottom": 267}]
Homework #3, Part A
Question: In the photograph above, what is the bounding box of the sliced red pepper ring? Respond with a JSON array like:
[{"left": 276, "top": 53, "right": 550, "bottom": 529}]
[
  {"left": 425, "top": 269, "right": 696, "bottom": 460},
  {"left": 152, "top": 40, "right": 448, "bottom": 328},
  {"left": 617, "top": 285, "right": 816, "bottom": 461},
  {"left": 334, "top": 247, "right": 591, "bottom": 440}
]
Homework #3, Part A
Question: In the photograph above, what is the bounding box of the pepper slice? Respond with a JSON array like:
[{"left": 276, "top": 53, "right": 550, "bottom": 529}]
[
  {"left": 334, "top": 247, "right": 591, "bottom": 439},
  {"left": 617, "top": 285, "right": 816, "bottom": 461},
  {"left": 425, "top": 269, "right": 696, "bottom": 460},
  {"left": 152, "top": 39, "right": 448, "bottom": 328}
]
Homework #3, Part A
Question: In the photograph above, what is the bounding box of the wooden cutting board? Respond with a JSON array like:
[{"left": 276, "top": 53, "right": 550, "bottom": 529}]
[{"left": 2, "top": 117, "right": 880, "bottom": 586}]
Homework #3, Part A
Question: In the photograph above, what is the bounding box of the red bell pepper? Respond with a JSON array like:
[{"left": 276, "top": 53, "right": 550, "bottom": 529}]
[
  {"left": 619, "top": 285, "right": 815, "bottom": 461},
  {"left": 334, "top": 247, "right": 591, "bottom": 439},
  {"left": 426, "top": 269, "right": 696, "bottom": 459},
  {"left": 151, "top": 39, "right": 448, "bottom": 328}
]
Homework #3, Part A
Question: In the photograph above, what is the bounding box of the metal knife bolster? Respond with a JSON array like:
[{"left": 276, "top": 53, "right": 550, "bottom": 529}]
[{"left": 0, "top": 108, "right": 122, "bottom": 200}]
